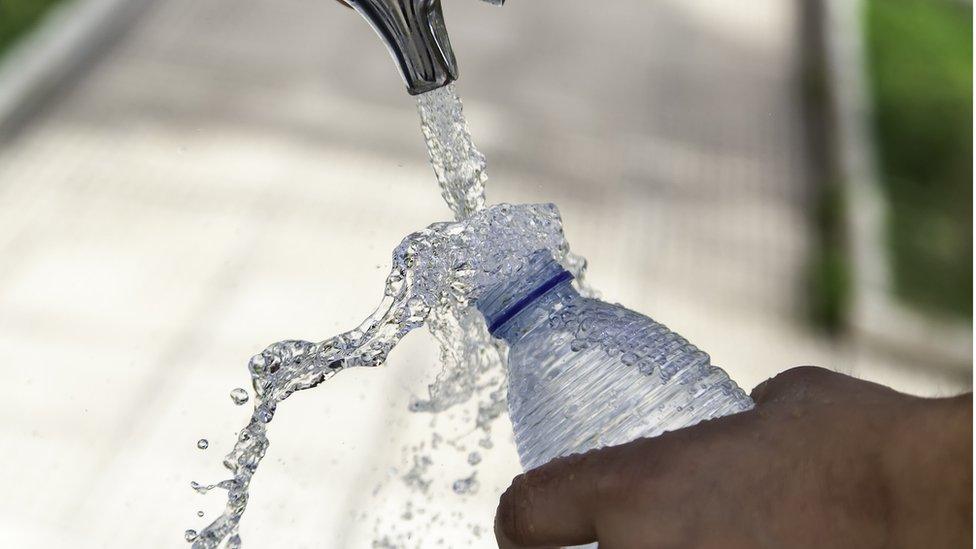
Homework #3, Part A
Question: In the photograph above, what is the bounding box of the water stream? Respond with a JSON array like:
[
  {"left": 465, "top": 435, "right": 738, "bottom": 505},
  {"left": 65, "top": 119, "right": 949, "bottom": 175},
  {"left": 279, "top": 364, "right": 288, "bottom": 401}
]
[{"left": 187, "top": 85, "right": 589, "bottom": 548}]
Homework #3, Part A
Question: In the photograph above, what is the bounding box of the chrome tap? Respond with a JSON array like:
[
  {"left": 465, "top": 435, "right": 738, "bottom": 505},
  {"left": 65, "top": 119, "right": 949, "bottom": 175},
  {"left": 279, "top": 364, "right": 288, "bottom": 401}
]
[{"left": 345, "top": 0, "right": 504, "bottom": 95}]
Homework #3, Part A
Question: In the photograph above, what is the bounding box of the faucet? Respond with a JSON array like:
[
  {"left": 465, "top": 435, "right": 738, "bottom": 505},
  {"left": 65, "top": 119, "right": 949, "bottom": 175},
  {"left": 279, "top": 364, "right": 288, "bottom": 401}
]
[{"left": 344, "top": 0, "right": 504, "bottom": 95}]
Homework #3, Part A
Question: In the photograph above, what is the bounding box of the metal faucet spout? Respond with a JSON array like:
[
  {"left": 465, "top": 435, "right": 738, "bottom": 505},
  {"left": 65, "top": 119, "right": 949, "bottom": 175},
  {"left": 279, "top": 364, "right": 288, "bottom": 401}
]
[{"left": 345, "top": 0, "right": 503, "bottom": 95}]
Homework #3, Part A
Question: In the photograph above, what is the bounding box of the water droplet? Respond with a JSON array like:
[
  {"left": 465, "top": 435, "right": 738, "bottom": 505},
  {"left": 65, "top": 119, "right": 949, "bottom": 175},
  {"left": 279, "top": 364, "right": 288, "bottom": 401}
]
[
  {"left": 570, "top": 339, "right": 588, "bottom": 352},
  {"left": 197, "top": 439, "right": 209, "bottom": 450},
  {"left": 452, "top": 473, "right": 479, "bottom": 495},
  {"left": 248, "top": 354, "right": 266, "bottom": 376},
  {"left": 197, "top": 510, "right": 204, "bottom": 517},
  {"left": 563, "top": 403, "right": 580, "bottom": 417},
  {"left": 467, "top": 452, "right": 482, "bottom": 465},
  {"left": 578, "top": 318, "right": 592, "bottom": 333},
  {"left": 184, "top": 529, "right": 198, "bottom": 542},
  {"left": 229, "top": 388, "right": 249, "bottom": 406},
  {"left": 621, "top": 352, "right": 638, "bottom": 366}
]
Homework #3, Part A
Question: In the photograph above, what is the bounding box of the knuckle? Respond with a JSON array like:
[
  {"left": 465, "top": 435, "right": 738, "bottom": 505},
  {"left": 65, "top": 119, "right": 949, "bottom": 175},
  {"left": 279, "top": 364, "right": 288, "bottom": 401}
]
[
  {"left": 752, "top": 366, "right": 833, "bottom": 403},
  {"left": 779, "top": 365, "right": 830, "bottom": 381}
]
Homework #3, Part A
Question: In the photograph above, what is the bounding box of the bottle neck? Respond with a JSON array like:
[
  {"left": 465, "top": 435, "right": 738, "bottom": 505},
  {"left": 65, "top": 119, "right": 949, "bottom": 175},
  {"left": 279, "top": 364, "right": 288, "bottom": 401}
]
[
  {"left": 493, "top": 279, "right": 579, "bottom": 344},
  {"left": 475, "top": 252, "right": 577, "bottom": 344}
]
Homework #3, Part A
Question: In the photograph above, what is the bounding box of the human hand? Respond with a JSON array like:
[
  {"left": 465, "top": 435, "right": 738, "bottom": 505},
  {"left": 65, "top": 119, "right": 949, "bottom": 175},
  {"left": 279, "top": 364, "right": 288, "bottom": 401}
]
[{"left": 495, "top": 367, "right": 972, "bottom": 548}]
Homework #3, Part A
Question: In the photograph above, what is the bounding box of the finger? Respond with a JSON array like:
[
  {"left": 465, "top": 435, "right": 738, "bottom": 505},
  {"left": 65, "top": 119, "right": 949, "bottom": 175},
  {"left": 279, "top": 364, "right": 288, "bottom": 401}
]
[
  {"left": 750, "top": 366, "right": 834, "bottom": 404},
  {"left": 749, "top": 377, "right": 774, "bottom": 404},
  {"left": 495, "top": 452, "right": 603, "bottom": 548},
  {"left": 494, "top": 516, "right": 556, "bottom": 549}
]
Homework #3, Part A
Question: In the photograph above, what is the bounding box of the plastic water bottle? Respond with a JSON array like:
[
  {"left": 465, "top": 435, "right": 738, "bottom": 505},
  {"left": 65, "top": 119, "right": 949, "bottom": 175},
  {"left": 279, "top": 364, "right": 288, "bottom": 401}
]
[{"left": 476, "top": 252, "right": 754, "bottom": 471}]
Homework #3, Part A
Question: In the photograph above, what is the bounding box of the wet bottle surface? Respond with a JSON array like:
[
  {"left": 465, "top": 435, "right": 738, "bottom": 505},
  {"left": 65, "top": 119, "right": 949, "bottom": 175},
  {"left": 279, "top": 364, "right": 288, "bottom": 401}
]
[{"left": 477, "top": 253, "right": 754, "bottom": 471}]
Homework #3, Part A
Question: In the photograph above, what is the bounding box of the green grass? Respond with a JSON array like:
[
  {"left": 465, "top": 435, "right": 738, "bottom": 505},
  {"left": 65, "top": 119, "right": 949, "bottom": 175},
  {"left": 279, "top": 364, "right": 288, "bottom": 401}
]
[
  {"left": 865, "top": 0, "right": 973, "bottom": 319},
  {"left": 0, "top": 0, "right": 68, "bottom": 57}
]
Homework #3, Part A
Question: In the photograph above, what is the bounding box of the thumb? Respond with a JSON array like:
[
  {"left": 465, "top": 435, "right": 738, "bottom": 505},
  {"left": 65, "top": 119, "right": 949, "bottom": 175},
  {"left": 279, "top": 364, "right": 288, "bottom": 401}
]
[{"left": 495, "top": 452, "right": 604, "bottom": 548}]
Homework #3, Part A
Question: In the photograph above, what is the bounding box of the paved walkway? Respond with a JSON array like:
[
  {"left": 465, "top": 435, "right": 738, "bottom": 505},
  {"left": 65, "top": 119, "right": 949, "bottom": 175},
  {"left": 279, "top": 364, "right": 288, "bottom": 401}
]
[{"left": 0, "top": 0, "right": 969, "bottom": 547}]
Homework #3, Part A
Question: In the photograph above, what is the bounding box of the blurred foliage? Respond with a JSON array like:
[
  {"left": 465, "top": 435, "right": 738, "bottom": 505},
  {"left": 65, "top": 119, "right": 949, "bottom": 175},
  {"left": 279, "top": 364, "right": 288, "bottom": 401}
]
[
  {"left": 801, "top": 0, "right": 850, "bottom": 334},
  {"left": 809, "top": 178, "right": 851, "bottom": 332},
  {"left": 0, "top": 0, "right": 67, "bottom": 57},
  {"left": 865, "top": 0, "right": 973, "bottom": 319}
]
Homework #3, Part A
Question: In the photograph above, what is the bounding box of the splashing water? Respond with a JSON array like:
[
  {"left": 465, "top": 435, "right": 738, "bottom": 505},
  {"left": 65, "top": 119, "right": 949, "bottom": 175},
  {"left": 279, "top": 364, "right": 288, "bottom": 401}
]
[
  {"left": 191, "top": 202, "right": 581, "bottom": 547},
  {"left": 189, "top": 83, "right": 592, "bottom": 548},
  {"left": 417, "top": 84, "right": 487, "bottom": 221}
]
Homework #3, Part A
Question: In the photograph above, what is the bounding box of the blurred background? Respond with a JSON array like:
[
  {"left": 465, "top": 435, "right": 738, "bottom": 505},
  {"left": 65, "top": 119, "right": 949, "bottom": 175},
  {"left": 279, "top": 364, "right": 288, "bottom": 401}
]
[{"left": 0, "top": 0, "right": 970, "bottom": 547}]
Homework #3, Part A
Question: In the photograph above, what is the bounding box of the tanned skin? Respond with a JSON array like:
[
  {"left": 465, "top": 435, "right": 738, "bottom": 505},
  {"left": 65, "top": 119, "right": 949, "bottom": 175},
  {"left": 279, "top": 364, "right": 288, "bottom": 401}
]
[{"left": 494, "top": 367, "right": 972, "bottom": 549}]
